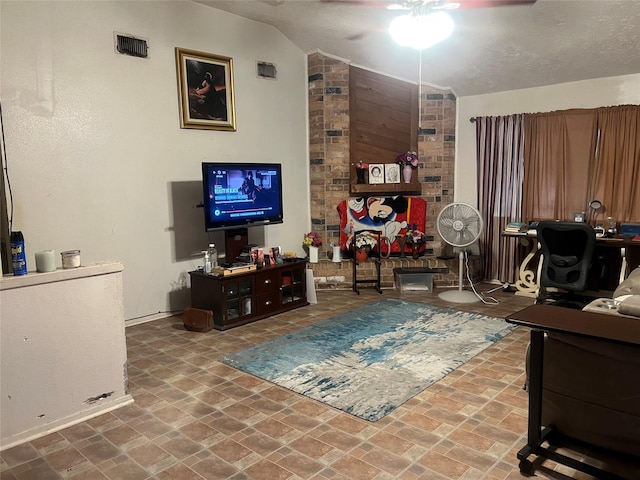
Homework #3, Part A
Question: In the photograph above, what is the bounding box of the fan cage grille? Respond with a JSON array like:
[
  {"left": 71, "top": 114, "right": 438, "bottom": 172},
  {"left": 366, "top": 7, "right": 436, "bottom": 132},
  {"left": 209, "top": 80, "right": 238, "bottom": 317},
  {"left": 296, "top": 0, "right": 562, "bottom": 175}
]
[{"left": 437, "top": 203, "right": 483, "bottom": 248}]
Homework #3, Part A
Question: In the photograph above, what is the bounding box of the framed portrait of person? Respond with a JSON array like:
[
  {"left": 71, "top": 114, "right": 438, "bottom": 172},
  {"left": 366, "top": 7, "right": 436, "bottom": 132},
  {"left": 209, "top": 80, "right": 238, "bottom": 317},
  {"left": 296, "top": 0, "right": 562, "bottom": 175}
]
[
  {"left": 384, "top": 163, "right": 400, "bottom": 183},
  {"left": 368, "top": 163, "right": 384, "bottom": 184},
  {"left": 175, "top": 47, "right": 237, "bottom": 131}
]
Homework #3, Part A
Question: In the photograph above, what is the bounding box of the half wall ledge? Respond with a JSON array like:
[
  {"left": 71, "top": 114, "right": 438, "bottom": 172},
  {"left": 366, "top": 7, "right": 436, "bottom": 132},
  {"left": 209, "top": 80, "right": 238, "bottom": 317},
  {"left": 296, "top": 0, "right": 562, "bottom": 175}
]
[
  {"left": 0, "top": 261, "right": 124, "bottom": 291},
  {"left": 1, "top": 261, "right": 131, "bottom": 450}
]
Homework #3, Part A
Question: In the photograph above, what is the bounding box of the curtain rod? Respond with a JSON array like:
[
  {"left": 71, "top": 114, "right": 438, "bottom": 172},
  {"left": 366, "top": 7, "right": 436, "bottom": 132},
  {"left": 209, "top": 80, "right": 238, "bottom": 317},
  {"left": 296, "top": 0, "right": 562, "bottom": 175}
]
[{"left": 469, "top": 118, "right": 476, "bottom": 123}]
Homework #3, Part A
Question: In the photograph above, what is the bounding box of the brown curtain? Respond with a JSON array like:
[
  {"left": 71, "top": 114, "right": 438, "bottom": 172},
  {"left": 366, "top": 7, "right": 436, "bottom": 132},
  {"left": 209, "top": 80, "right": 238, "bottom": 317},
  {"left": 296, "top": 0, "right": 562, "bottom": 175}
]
[
  {"left": 475, "top": 114, "right": 525, "bottom": 283},
  {"left": 588, "top": 105, "right": 640, "bottom": 223},
  {"left": 522, "top": 109, "right": 598, "bottom": 222}
]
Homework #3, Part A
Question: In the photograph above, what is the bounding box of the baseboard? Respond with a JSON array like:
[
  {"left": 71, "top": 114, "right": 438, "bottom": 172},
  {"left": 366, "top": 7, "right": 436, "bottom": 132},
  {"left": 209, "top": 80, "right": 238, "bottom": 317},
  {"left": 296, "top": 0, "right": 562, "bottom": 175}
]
[
  {"left": 125, "top": 311, "right": 179, "bottom": 327},
  {"left": 0, "top": 395, "right": 134, "bottom": 452}
]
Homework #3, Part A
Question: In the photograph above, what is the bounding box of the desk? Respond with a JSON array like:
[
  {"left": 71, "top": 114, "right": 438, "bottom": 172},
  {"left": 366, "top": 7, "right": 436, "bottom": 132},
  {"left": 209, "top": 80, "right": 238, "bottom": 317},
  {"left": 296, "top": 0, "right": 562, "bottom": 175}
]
[
  {"left": 504, "top": 231, "right": 640, "bottom": 297},
  {"left": 506, "top": 304, "right": 640, "bottom": 479}
]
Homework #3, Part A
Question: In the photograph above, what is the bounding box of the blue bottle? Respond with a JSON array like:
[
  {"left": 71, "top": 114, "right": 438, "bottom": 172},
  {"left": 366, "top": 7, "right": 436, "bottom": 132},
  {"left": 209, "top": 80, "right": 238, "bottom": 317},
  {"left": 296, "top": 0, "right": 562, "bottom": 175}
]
[{"left": 10, "top": 231, "right": 27, "bottom": 275}]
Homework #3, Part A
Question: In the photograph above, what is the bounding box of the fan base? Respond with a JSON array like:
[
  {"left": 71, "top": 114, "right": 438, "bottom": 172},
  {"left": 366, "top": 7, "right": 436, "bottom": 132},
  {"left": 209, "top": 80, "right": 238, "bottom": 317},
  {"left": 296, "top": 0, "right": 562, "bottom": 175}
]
[{"left": 438, "top": 289, "right": 480, "bottom": 304}]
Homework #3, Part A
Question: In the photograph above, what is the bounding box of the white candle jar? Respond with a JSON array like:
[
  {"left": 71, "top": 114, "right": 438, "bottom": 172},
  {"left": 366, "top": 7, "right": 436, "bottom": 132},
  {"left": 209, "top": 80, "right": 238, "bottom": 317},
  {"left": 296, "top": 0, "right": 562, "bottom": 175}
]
[
  {"left": 35, "top": 250, "right": 57, "bottom": 272},
  {"left": 61, "top": 250, "right": 81, "bottom": 269}
]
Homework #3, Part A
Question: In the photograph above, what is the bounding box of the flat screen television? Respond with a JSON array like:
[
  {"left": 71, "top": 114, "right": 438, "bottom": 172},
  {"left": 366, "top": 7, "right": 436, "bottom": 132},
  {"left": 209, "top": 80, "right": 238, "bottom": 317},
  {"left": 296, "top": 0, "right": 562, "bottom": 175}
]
[{"left": 202, "top": 162, "right": 284, "bottom": 231}]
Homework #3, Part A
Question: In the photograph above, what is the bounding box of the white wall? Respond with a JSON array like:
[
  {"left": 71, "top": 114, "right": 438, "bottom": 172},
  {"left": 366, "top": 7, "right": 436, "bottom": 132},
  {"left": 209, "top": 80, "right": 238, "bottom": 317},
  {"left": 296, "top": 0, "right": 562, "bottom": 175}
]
[
  {"left": 1, "top": 263, "right": 132, "bottom": 449},
  {"left": 0, "top": 1, "right": 309, "bottom": 321},
  {"left": 455, "top": 73, "right": 640, "bottom": 206}
]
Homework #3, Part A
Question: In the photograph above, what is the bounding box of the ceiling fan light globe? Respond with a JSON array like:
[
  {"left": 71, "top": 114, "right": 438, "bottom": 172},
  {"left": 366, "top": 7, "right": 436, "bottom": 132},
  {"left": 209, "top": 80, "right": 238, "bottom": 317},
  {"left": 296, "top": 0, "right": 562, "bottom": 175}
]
[{"left": 389, "top": 11, "right": 454, "bottom": 50}]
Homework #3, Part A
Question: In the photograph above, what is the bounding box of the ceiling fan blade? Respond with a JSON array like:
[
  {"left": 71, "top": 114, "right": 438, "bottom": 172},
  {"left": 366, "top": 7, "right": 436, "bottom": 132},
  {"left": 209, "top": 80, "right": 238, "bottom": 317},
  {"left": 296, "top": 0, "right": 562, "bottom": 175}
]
[
  {"left": 443, "top": 0, "right": 536, "bottom": 10},
  {"left": 322, "top": 0, "right": 535, "bottom": 9},
  {"left": 346, "top": 31, "right": 368, "bottom": 41},
  {"left": 321, "top": 0, "right": 402, "bottom": 7}
]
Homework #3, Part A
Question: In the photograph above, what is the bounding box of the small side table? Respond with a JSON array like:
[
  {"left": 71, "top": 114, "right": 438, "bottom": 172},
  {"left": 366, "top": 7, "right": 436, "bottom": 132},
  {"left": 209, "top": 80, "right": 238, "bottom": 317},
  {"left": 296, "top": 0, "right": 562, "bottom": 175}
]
[{"left": 351, "top": 230, "right": 382, "bottom": 295}]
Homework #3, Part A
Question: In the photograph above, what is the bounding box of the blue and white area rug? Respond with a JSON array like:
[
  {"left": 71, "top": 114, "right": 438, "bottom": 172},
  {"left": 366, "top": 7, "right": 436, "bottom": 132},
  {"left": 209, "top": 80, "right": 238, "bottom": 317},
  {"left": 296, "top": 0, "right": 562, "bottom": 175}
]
[{"left": 221, "top": 299, "right": 514, "bottom": 421}]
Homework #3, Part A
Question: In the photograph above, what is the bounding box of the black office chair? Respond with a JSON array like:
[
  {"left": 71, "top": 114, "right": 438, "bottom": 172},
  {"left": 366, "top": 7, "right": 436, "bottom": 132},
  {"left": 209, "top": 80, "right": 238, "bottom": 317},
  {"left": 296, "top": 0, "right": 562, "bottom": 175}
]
[{"left": 536, "top": 221, "right": 596, "bottom": 309}]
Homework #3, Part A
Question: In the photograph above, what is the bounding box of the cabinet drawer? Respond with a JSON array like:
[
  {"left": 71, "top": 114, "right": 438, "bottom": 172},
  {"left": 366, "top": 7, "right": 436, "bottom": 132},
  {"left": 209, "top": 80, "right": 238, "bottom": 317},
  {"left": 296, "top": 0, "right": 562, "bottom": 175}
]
[
  {"left": 256, "top": 292, "right": 280, "bottom": 315},
  {"left": 255, "top": 270, "right": 279, "bottom": 294}
]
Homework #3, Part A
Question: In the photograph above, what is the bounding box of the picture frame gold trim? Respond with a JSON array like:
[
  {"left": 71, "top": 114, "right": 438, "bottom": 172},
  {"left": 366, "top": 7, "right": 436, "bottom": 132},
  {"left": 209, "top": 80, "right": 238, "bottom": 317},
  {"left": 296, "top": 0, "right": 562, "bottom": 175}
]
[{"left": 175, "top": 47, "right": 236, "bottom": 131}]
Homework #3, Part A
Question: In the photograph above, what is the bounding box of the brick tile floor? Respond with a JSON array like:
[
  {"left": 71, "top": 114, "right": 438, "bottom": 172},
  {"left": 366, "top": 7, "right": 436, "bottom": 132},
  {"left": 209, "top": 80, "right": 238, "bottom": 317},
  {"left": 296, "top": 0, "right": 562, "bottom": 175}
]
[{"left": 1, "top": 285, "right": 636, "bottom": 479}]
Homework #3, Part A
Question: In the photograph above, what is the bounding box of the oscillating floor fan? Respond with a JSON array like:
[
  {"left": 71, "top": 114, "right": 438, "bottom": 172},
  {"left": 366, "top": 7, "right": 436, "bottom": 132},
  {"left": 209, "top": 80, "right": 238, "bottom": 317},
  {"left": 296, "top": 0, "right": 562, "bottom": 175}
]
[{"left": 437, "top": 202, "right": 484, "bottom": 303}]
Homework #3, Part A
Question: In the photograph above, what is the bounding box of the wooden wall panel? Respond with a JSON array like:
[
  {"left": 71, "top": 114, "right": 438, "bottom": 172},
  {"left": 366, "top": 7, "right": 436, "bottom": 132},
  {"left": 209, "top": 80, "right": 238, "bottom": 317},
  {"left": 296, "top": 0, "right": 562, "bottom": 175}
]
[
  {"left": 349, "top": 66, "right": 419, "bottom": 194},
  {"left": 350, "top": 67, "right": 417, "bottom": 163}
]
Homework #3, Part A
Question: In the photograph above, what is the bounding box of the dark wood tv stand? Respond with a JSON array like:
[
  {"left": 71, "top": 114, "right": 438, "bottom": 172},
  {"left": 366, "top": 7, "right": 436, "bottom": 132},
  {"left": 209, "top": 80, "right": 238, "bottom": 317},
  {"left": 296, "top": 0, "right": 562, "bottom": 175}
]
[{"left": 189, "top": 260, "right": 308, "bottom": 330}]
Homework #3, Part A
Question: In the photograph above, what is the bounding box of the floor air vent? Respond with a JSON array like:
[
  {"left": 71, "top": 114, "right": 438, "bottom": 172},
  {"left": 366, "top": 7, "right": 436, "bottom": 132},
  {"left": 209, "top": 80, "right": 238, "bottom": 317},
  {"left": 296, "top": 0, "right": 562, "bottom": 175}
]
[{"left": 115, "top": 34, "right": 148, "bottom": 58}]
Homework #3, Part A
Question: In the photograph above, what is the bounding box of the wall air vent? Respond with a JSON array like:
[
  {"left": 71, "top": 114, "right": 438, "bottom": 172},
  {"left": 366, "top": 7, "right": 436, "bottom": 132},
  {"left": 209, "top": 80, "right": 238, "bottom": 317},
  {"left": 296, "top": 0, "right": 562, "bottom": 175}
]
[
  {"left": 257, "top": 61, "right": 277, "bottom": 79},
  {"left": 114, "top": 33, "right": 149, "bottom": 58}
]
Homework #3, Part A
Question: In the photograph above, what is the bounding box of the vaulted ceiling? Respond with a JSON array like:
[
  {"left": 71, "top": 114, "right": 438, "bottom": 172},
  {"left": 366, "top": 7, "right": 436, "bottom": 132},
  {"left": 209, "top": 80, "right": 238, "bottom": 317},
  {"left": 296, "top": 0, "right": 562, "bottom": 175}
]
[{"left": 195, "top": 0, "right": 640, "bottom": 97}]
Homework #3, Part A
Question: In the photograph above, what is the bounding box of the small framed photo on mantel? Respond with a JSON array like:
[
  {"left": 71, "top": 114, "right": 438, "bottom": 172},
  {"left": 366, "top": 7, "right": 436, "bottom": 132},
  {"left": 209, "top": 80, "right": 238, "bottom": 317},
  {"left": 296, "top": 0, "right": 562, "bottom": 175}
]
[
  {"left": 368, "top": 163, "right": 384, "bottom": 184},
  {"left": 384, "top": 163, "right": 400, "bottom": 183}
]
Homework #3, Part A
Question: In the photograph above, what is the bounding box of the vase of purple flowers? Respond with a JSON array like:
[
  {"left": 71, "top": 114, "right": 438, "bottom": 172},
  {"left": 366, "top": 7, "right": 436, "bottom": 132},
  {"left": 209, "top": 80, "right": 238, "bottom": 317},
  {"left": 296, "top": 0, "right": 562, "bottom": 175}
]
[{"left": 396, "top": 151, "right": 419, "bottom": 183}]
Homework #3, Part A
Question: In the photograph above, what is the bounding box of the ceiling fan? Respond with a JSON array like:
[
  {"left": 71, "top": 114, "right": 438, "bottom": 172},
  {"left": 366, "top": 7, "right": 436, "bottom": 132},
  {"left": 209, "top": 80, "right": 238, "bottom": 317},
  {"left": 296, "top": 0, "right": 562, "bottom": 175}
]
[
  {"left": 325, "top": 0, "right": 536, "bottom": 133},
  {"left": 326, "top": 0, "right": 537, "bottom": 49}
]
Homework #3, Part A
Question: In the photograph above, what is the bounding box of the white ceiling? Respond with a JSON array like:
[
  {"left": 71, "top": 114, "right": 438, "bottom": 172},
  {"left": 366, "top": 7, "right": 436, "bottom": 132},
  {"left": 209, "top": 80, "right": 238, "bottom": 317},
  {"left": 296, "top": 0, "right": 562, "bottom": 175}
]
[{"left": 195, "top": 0, "right": 640, "bottom": 97}]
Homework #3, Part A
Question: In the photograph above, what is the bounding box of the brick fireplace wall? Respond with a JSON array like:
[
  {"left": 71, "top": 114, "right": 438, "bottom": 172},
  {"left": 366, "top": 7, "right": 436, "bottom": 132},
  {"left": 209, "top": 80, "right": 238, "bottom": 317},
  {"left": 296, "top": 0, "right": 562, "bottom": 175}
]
[{"left": 307, "top": 52, "right": 477, "bottom": 289}]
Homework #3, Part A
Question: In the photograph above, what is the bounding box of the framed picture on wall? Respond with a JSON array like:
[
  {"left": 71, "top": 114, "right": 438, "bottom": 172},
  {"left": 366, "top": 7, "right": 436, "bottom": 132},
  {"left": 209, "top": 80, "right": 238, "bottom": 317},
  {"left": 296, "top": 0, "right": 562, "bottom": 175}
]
[
  {"left": 384, "top": 163, "right": 400, "bottom": 183},
  {"left": 175, "top": 47, "right": 237, "bottom": 131},
  {"left": 368, "top": 164, "right": 384, "bottom": 184}
]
